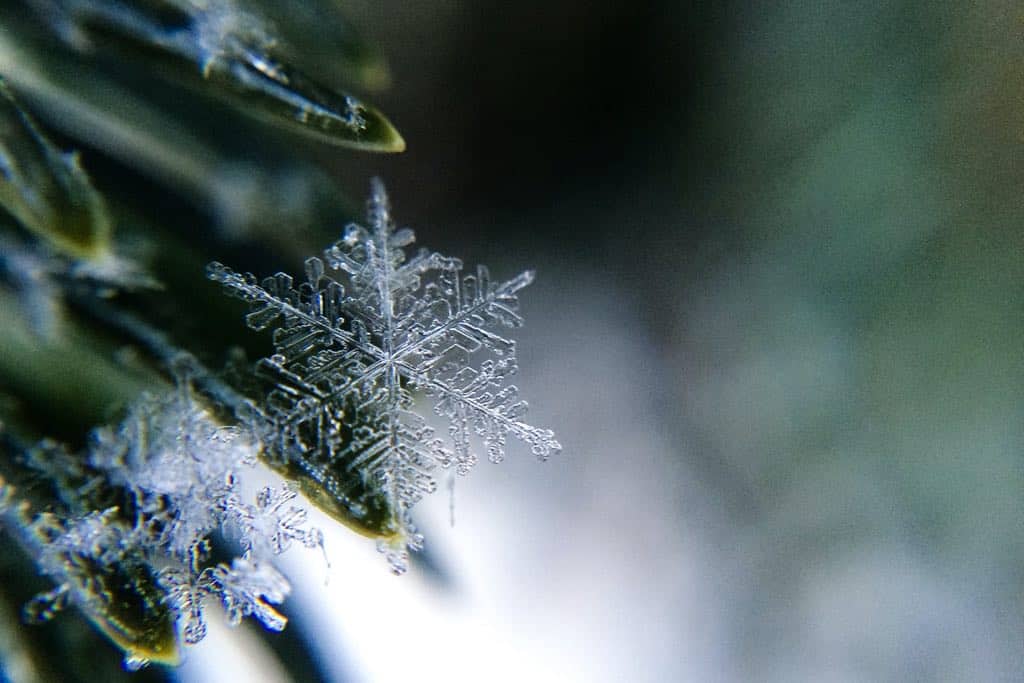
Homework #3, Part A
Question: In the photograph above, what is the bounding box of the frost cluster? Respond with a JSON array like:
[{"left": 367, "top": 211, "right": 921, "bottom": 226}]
[{"left": 8, "top": 371, "right": 323, "bottom": 663}]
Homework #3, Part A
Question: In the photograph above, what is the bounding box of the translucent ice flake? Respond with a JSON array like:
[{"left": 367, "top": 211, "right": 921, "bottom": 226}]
[
  {"left": 88, "top": 383, "right": 259, "bottom": 560},
  {"left": 215, "top": 558, "right": 290, "bottom": 631},
  {"left": 209, "top": 179, "right": 560, "bottom": 568},
  {"left": 157, "top": 561, "right": 219, "bottom": 645},
  {"left": 227, "top": 483, "right": 324, "bottom": 559}
]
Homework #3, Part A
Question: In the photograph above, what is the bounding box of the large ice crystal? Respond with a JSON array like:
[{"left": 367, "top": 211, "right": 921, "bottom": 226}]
[{"left": 209, "top": 179, "right": 560, "bottom": 572}]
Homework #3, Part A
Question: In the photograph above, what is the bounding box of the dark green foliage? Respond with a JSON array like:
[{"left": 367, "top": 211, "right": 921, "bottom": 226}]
[{"left": 0, "top": 0, "right": 409, "bottom": 674}]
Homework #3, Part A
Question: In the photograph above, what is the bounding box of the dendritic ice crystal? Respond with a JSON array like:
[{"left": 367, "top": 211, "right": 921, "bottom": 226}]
[
  {"left": 1, "top": 377, "right": 325, "bottom": 667},
  {"left": 208, "top": 179, "right": 560, "bottom": 572}
]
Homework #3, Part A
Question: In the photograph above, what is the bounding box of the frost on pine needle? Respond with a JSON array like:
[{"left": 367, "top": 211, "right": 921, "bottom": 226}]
[
  {"left": 208, "top": 179, "right": 560, "bottom": 574},
  {"left": 90, "top": 380, "right": 320, "bottom": 643},
  {"left": 30, "top": 0, "right": 401, "bottom": 149},
  {"left": 90, "top": 382, "right": 247, "bottom": 550},
  {"left": 4, "top": 363, "right": 324, "bottom": 663},
  {"left": 0, "top": 485, "right": 178, "bottom": 668}
]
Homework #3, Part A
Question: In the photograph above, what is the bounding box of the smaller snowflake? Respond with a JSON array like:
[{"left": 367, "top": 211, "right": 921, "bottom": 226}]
[{"left": 228, "top": 483, "right": 324, "bottom": 559}]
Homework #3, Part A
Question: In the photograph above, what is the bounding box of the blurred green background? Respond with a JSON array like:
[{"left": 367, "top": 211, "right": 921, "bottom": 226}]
[{"left": 328, "top": 2, "right": 1024, "bottom": 680}]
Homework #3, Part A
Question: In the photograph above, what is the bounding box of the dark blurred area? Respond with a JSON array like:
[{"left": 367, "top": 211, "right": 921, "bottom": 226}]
[
  {"left": 327, "top": 2, "right": 1024, "bottom": 681},
  {"left": 336, "top": 1, "right": 694, "bottom": 230}
]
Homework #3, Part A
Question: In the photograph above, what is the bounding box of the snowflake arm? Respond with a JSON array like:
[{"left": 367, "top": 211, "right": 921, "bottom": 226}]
[
  {"left": 215, "top": 558, "right": 290, "bottom": 632},
  {"left": 157, "top": 563, "right": 219, "bottom": 645}
]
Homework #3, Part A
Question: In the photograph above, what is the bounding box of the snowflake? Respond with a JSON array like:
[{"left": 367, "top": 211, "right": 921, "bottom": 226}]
[
  {"left": 226, "top": 483, "right": 324, "bottom": 559},
  {"left": 89, "top": 380, "right": 258, "bottom": 560},
  {"left": 157, "top": 548, "right": 220, "bottom": 645},
  {"left": 157, "top": 546, "right": 290, "bottom": 644},
  {"left": 208, "top": 179, "right": 560, "bottom": 572}
]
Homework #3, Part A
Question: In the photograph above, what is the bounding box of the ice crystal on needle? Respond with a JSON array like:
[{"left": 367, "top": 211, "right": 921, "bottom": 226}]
[
  {"left": 6, "top": 376, "right": 323, "bottom": 660},
  {"left": 209, "top": 179, "right": 560, "bottom": 572}
]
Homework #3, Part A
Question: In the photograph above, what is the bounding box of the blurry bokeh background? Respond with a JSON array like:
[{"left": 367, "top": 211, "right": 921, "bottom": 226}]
[
  {"left": 288, "top": 2, "right": 1022, "bottom": 681},
  {"left": 5, "top": 0, "right": 1023, "bottom": 681},
  {"left": 260, "top": 2, "right": 1019, "bottom": 679}
]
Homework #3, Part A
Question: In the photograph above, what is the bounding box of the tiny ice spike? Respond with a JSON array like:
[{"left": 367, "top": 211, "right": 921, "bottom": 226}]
[{"left": 208, "top": 179, "right": 560, "bottom": 569}]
